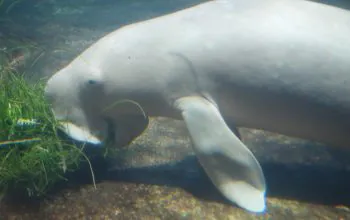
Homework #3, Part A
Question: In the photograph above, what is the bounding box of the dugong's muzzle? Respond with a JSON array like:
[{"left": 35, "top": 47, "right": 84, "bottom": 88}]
[
  {"left": 44, "top": 69, "right": 149, "bottom": 147},
  {"left": 45, "top": 71, "right": 106, "bottom": 145}
]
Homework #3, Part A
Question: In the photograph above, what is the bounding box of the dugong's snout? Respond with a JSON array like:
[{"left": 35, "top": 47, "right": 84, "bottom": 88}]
[
  {"left": 45, "top": 68, "right": 82, "bottom": 123},
  {"left": 44, "top": 68, "right": 150, "bottom": 148},
  {"left": 44, "top": 69, "right": 106, "bottom": 145}
]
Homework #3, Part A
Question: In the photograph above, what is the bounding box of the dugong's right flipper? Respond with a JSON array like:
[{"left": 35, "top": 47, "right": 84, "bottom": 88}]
[{"left": 174, "top": 95, "right": 266, "bottom": 213}]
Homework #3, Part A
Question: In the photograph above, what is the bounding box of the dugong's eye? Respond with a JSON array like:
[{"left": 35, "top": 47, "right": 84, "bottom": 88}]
[
  {"left": 84, "top": 69, "right": 103, "bottom": 87},
  {"left": 86, "top": 78, "right": 103, "bottom": 86},
  {"left": 88, "top": 79, "right": 97, "bottom": 85}
]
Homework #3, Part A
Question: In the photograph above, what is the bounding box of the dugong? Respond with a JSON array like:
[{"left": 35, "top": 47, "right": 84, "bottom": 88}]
[{"left": 44, "top": 0, "right": 350, "bottom": 213}]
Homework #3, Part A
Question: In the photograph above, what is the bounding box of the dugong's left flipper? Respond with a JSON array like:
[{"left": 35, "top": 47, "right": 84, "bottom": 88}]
[{"left": 174, "top": 95, "right": 266, "bottom": 213}]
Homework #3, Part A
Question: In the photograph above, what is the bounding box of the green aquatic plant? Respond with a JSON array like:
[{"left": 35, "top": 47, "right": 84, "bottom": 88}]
[{"left": 0, "top": 70, "right": 97, "bottom": 198}]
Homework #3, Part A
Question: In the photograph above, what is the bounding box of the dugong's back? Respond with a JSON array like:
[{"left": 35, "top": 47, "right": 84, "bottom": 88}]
[{"left": 89, "top": 0, "right": 350, "bottom": 104}]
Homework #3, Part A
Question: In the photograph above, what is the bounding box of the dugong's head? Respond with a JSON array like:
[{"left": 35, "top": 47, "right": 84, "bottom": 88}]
[{"left": 44, "top": 61, "right": 149, "bottom": 147}]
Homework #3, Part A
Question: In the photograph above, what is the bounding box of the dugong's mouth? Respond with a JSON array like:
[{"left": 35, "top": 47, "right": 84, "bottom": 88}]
[
  {"left": 48, "top": 103, "right": 106, "bottom": 146},
  {"left": 57, "top": 121, "right": 103, "bottom": 145}
]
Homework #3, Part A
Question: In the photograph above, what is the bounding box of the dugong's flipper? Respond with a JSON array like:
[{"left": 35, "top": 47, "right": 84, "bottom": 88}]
[{"left": 174, "top": 95, "right": 266, "bottom": 213}]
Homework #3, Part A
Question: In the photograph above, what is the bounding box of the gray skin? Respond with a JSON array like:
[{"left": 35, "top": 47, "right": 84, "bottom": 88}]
[{"left": 45, "top": 0, "right": 350, "bottom": 213}]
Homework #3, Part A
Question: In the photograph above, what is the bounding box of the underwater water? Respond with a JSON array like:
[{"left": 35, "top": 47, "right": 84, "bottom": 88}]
[{"left": 1, "top": 0, "right": 350, "bottom": 219}]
